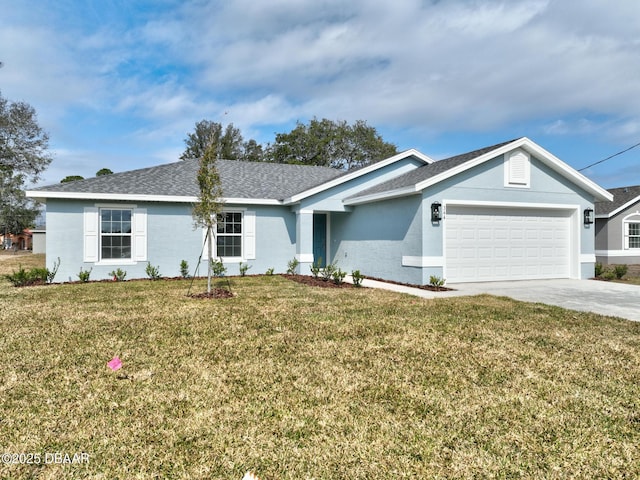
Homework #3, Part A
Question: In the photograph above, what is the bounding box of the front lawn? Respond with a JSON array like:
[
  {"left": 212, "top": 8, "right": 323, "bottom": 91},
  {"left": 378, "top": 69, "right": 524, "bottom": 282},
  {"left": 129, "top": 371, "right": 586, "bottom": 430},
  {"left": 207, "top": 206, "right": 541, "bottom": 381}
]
[{"left": 1, "top": 255, "right": 639, "bottom": 479}]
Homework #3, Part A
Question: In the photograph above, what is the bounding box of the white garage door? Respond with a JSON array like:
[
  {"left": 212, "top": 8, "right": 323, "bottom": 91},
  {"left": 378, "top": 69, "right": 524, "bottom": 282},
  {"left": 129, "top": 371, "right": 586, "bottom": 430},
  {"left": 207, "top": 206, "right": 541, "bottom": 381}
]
[{"left": 445, "top": 206, "right": 571, "bottom": 283}]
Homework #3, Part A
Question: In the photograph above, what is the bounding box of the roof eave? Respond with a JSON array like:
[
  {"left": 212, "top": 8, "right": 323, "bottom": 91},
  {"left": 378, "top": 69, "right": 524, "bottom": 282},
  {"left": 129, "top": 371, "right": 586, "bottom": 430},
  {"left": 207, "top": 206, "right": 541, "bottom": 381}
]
[
  {"left": 283, "top": 149, "right": 433, "bottom": 205},
  {"left": 412, "top": 137, "right": 613, "bottom": 202},
  {"left": 25, "top": 191, "right": 282, "bottom": 205},
  {"left": 343, "top": 186, "right": 419, "bottom": 206}
]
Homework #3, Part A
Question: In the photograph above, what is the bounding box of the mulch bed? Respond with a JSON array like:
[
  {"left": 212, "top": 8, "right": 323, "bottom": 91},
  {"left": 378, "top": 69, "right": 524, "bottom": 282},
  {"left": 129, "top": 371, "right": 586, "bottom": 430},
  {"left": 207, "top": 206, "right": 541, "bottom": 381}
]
[
  {"left": 282, "top": 274, "right": 360, "bottom": 288},
  {"left": 188, "top": 287, "right": 234, "bottom": 299}
]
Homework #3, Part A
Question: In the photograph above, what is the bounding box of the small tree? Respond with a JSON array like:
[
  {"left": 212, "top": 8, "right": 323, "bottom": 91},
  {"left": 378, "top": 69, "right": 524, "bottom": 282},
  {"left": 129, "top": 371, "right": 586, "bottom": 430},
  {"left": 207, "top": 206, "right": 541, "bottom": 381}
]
[{"left": 192, "top": 141, "right": 224, "bottom": 294}]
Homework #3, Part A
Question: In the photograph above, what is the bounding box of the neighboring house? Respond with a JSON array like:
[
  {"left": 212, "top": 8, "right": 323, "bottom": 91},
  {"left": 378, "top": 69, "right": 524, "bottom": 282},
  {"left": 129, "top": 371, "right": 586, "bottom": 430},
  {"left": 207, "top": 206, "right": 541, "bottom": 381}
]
[
  {"left": 26, "top": 137, "right": 612, "bottom": 284},
  {"left": 1, "top": 230, "right": 32, "bottom": 251},
  {"left": 595, "top": 185, "right": 640, "bottom": 265}
]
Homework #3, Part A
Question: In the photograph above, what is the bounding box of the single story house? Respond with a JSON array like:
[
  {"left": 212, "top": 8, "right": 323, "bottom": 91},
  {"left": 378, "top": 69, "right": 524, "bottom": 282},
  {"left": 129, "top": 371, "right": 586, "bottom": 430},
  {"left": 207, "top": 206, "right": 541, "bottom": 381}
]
[
  {"left": 27, "top": 137, "right": 612, "bottom": 284},
  {"left": 595, "top": 185, "right": 640, "bottom": 265}
]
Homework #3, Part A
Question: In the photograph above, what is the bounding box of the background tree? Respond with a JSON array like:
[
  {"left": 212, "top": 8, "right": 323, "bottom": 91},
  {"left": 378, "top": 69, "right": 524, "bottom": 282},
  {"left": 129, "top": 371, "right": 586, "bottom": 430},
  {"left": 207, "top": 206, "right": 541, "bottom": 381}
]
[
  {"left": 192, "top": 140, "right": 224, "bottom": 294},
  {"left": 60, "top": 175, "right": 84, "bottom": 183},
  {"left": 266, "top": 118, "right": 398, "bottom": 169},
  {"left": 0, "top": 90, "right": 52, "bottom": 235},
  {"left": 96, "top": 168, "right": 113, "bottom": 176},
  {"left": 181, "top": 120, "right": 256, "bottom": 161}
]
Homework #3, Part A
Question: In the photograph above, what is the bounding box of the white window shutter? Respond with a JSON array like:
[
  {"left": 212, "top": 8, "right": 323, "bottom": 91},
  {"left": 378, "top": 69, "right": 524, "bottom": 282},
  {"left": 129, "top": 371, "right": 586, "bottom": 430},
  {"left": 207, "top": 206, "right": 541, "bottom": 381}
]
[
  {"left": 244, "top": 211, "right": 256, "bottom": 260},
  {"left": 83, "top": 207, "right": 99, "bottom": 262},
  {"left": 133, "top": 208, "right": 147, "bottom": 262}
]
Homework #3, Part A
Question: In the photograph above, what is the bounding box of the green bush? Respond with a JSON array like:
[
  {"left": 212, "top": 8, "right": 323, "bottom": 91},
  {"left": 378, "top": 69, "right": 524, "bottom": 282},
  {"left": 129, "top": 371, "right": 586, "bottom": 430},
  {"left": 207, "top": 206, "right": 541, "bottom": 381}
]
[
  {"left": 600, "top": 270, "right": 616, "bottom": 281},
  {"left": 310, "top": 258, "right": 323, "bottom": 278},
  {"left": 429, "top": 275, "right": 446, "bottom": 291},
  {"left": 145, "top": 262, "right": 162, "bottom": 280},
  {"left": 594, "top": 262, "right": 604, "bottom": 277},
  {"left": 321, "top": 262, "right": 337, "bottom": 282},
  {"left": 613, "top": 264, "right": 628, "bottom": 279},
  {"left": 180, "top": 260, "right": 190, "bottom": 278},
  {"left": 78, "top": 267, "right": 92, "bottom": 283},
  {"left": 5, "top": 266, "right": 32, "bottom": 287},
  {"left": 351, "top": 270, "right": 365, "bottom": 287},
  {"left": 5, "top": 262, "right": 59, "bottom": 287},
  {"left": 210, "top": 259, "right": 227, "bottom": 277},
  {"left": 332, "top": 268, "right": 347, "bottom": 285},
  {"left": 109, "top": 268, "right": 127, "bottom": 281},
  {"left": 287, "top": 258, "right": 299, "bottom": 275},
  {"left": 265, "top": 267, "right": 274, "bottom": 276},
  {"left": 239, "top": 262, "right": 252, "bottom": 277}
]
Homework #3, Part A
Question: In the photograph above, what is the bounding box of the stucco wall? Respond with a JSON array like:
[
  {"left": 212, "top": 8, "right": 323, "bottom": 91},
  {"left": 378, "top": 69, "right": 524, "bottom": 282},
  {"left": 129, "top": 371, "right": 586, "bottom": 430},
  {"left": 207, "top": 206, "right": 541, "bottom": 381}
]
[
  {"left": 330, "top": 195, "right": 423, "bottom": 284},
  {"left": 595, "top": 202, "right": 640, "bottom": 265},
  {"left": 45, "top": 199, "right": 298, "bottom": 282}
]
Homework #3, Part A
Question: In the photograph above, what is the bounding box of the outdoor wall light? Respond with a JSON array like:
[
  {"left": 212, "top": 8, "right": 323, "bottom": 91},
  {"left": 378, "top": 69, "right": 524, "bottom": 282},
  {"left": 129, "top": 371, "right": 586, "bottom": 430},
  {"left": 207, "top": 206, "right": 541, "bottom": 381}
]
[
  {"left": 431, "top": 202, "right": 442, "bottom": 222},
  {"left": 583, "top": 208, "right": 594, "bottom": 225}
]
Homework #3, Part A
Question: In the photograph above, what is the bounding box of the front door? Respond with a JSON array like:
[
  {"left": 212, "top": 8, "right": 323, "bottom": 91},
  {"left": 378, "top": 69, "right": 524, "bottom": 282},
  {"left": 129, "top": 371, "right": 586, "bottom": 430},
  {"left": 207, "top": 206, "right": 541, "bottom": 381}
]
[{"left": 313, "top": 213, "right": 327, "bottom": 267}]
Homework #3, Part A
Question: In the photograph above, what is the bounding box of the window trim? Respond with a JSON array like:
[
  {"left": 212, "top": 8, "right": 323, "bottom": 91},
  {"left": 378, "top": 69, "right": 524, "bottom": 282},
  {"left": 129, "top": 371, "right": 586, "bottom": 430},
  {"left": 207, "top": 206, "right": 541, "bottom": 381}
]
[
  {"left": 202, "top": 209, "right": 256, "bottom": 263},
  {"left": 83, "top": 204, "right": 147, "bottom": 265},
  {"left": 216, "top": 211, "right": 243, "bottom": 260},
  {"left": 99, "top": 207, "right": 133, "bottom": 261},
  {"left": 623, "top": 212, "right": 640, "bottom": 250}
]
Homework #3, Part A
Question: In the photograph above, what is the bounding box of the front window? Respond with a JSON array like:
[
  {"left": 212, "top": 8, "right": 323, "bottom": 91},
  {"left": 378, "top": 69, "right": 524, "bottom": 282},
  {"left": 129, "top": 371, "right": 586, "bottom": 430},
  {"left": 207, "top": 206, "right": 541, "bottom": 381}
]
[
  {"left": 628, "top": 222, "right": 640, "bottom": 249},
  {"left": 101, "top": 209, "right": 132, "bottom": 259},
  {"left": 216, "top": 212, "right": 242, "bottom": 257}
]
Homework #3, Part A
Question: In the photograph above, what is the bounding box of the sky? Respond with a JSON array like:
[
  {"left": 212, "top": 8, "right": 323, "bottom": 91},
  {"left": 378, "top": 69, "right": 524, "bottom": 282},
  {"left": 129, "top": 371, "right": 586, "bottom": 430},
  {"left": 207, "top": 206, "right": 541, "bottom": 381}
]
[{"left": 1, "top": 0, "right": 639, "bottom": 189}]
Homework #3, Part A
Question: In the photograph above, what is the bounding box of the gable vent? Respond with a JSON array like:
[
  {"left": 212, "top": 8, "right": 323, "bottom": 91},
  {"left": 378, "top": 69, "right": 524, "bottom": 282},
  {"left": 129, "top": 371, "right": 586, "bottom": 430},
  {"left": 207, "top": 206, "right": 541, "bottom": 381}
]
[{"left": 505, "top": 149, "right": 530, "bottom": 188}]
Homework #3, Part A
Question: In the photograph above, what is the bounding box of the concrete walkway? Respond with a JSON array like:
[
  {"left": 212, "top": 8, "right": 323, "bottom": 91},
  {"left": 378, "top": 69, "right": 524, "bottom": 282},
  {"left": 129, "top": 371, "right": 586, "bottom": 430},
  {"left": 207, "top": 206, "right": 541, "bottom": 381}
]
[{"left": 353, "top": 277, "right": 640, "bottom": 322}]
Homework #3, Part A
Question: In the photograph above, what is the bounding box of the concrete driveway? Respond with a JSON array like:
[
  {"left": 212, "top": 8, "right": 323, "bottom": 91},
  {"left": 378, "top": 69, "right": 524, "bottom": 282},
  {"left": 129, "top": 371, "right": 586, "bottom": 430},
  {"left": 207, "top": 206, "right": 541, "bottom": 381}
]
[{"left": 357, "top": 277, "right": 640, "bottom": 322}]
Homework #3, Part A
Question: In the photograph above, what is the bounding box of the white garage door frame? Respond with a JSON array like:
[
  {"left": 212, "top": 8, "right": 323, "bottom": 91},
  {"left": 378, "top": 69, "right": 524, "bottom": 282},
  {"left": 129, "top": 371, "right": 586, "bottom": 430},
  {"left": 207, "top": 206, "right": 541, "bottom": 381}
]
[{"left": 443, "top": 200, "right": 581, "bottom": 283}]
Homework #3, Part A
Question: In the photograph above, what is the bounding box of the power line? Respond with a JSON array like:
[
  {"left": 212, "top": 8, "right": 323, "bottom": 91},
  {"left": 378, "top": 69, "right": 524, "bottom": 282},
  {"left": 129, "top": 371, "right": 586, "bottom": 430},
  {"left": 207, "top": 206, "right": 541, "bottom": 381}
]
[{"left": 578, "top": 140, "right": 640, "bottom": 171}]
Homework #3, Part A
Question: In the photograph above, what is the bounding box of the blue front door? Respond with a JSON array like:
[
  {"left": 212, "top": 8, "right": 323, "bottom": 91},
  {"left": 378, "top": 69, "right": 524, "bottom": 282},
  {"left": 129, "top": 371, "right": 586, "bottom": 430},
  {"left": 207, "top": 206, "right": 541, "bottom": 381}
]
[{"left": 313, "top": 213, "right": 327, "bottom": 267}]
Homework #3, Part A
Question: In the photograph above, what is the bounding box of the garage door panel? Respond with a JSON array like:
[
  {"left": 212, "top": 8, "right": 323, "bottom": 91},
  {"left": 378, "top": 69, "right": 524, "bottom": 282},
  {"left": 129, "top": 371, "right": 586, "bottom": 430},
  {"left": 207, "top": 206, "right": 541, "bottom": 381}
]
[{"left": 446, "top": 206, "right": 571, "bottom": 282}]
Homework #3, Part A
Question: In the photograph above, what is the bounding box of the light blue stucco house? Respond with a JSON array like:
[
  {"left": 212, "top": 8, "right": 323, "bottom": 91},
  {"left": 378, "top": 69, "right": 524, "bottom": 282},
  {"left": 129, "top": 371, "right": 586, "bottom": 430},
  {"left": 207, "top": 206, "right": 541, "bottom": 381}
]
[{"left": 27, "top": 137, "right": 612, "bottom": 284}]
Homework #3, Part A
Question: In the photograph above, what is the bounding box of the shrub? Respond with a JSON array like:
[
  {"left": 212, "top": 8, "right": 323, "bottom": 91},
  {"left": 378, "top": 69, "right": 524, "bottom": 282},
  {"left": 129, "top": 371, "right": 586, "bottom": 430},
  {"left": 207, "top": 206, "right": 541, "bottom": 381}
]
[
  {"left": 78, "top": 267, "right": 92, "bottom": 283},
  {"left": 30, "top": 268, "right": 50, "bottom": 284},
  {"left": 239, "top": 262, "right": 252, "bottom": 277},
  {"left": 351, "top": 269, "right": 365, "bottom": 287},
  {"left": 210, "top": 259, "right": 227, "bottom": 277},
  {"left": 594, "top": 262, "right": 604, "bottom": 277},
  {"left": 47, "top": 257, "right": 61, "bottom": 283},
  {"left": 613, "top": 264, "right": 628, "bottom": 279},
  {"left": 321, "top": 262, "right": 337, "bottom": 282},
  {"left": 110, "top": 268, "right": 127, "bottom": 281},
  {"left": 145, "top": 262, "right": 162, "bottom": 280},
  {"left": 310, "top": 258, "right": 323, "bottom": 278},
  {"left": 265, "top": 267, "right": 274, "bottom": 276},
  {"left": 6, "top": 264, "right": 58, "bottom": 287},
  {"left": 332, "top": 268, "right": 347, "bottom": 285},
  {"left": 429, "top": 275, "right": 446, "bottom": 291},
  {"left": 5, "top": 266, "right": 32, "bottom": 287},
  {"left": 287, "top": 258, "right": 299, "bottom": 275},
  {"left": 600, "top": 269, "right": 616, "bottom": 281},
  {"left": 180, "top": 260, "right": 190, "bottom": 278}
]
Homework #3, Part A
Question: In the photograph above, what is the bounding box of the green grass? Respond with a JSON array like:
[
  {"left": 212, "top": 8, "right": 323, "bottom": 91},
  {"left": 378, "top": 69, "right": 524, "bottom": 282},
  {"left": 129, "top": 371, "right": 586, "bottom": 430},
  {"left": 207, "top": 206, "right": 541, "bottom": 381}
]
[{"left": 1, "top": 255, "right": 639, "bottom": 479}]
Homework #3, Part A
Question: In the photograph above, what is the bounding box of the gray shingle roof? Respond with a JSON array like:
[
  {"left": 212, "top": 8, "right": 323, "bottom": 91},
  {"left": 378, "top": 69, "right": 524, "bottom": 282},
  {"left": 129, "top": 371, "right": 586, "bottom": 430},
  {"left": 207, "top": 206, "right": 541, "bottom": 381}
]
[
  {"left": 346, "top": 138, "right": 520, "bottom": 199},
  {"left": 31, "top": 159, "right": 344, "bottom": 200},
  {"left": 596, "top": 185, "right": 640, "bottom": 216}
]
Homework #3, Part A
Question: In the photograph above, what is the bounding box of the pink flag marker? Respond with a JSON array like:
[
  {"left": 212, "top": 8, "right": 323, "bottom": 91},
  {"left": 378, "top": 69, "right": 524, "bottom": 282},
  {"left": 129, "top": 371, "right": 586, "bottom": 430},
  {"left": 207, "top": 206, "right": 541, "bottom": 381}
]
[{"left": 107, "top": 356, "right": 123, "bottom": 371}]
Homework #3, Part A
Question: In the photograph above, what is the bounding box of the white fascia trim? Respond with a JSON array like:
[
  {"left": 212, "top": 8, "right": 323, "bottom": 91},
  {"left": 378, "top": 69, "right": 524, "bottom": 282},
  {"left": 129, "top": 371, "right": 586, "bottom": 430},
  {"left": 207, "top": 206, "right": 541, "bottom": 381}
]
[
  {"left": 595, "top": 249, "right": 640, "bottom": 257},
  {"left": 402, "top": 256, "right": 445, "bottom": 267},
  {"left": 343, "top": 186, "right": 420, "bottom": 206},
  {"left": 580, "top": 254, "right": 596, "bottom": 263},
  {"left": 604, "top": 197, "right": 640, "bottom": 219},
  {"left": 412, "top": 137, "right": 612, "bottom": 202},
  {"left": 25, "top": 191, "right": 281, "bottom": 205},
  {"left": 283, "top": 149, "right": 433, "bottom": 205},
  {"left": 443, "top": 199, "right": 580, "bottom": 211}
]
